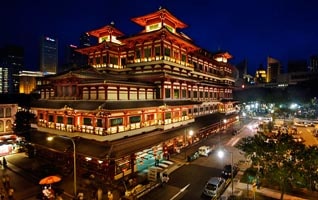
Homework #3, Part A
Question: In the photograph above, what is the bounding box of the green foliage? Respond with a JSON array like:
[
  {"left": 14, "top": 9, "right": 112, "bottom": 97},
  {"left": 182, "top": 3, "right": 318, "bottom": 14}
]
[
  {"left": 14, "top": 110, "right": 36, "bottom": 133},
  {"left": 237, "top": 133, "right": 311, "bottom": 199}
]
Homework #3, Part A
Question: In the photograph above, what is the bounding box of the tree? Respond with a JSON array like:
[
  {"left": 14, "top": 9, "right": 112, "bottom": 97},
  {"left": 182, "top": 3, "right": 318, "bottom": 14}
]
[
  {"left": 237, "top": 133, "right": 306, "bottom": 200},
  {"left": 14, "top": 110, "right": 36, "bottom": 134},
  {"left": 298, "top": 146, "right": 318, "bottom": 191}
]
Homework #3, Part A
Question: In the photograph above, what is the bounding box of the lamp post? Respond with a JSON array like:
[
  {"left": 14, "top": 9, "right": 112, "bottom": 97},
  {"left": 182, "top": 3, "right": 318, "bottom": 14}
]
[
  {"left": 218, "top": 149, "right": 234, "bottom": 196},
  {"left": 218, "top": 119, "right": 227, "bottom": 146},
  {"left": 223, "top": 119, "right": 227, "bottom": 130},
  {"left": 188, "top": 130, "right": 194, "bottom": 144},
  {"left": 47, "top": 135, "right": 77, "bottom": 196},
  {"left": 184, "top": 129, "right": 193, "bottom": 159},
  {"left": 184, "top": 129, "right": 193, "bottom": 145}
]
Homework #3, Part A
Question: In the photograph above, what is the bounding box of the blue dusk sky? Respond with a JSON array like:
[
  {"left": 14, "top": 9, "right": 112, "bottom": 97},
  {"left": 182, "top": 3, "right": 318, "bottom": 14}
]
[{"left": 1, "top": 0, "right": 318, "bottom": 74}]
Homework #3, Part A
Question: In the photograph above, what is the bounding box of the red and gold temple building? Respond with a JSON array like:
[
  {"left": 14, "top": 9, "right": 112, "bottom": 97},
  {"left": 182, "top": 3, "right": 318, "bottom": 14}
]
[{"left": 30, "top": 8, "right": 238, "bottom": 181}]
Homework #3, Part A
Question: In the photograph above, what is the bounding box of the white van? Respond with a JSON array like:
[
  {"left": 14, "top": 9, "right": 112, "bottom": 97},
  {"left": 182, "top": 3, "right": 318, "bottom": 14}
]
[{"left": 198, "top": 146, "right": 213, "bottom": 157}]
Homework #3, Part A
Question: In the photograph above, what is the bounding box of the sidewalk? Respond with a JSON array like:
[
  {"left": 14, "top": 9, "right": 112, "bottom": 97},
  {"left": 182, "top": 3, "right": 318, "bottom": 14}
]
[
  {"left": 4, "top": 152, "right": 186, "bottom": 200},
  {"left": 222, "top": 161, "right": 316, "bottom": 200},
  {"left": 4, "top": 151, "right": 317, "bottom": 200},
  {"left": 4, "top": 153, "right": 123, "bottom": 200}
]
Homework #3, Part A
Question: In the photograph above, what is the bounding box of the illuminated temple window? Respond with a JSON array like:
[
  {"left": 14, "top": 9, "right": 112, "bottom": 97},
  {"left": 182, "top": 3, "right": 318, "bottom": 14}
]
[
  {"left": 164, "top": 24, "right": 175, "bottom": 33},
  {"left": 146, "top": 23, "right": 161, "bottom": 32},
  {"left": 99, "top": 35, "right": 122, "bottom": 44}
]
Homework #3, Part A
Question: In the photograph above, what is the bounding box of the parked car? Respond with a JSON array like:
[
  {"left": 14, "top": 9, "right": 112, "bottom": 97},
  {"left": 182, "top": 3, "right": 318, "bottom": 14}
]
[
  {"left": 202, "top": 177, "right": 226, "bottom": 198},
  {"left": 187, "top": 151, "right": 199, "bottom": 162},
  {"left": 198, "top": 145, "right": 213, "bottom": 157},
  {"left": 232, "top": 129, "right": 239, "bottom": 135},
  {"left": 292, "top": 135, "right": 304, "bottom": 143},
  {"left": 221, "top": 164, "right": 238, "bottom": 179}
]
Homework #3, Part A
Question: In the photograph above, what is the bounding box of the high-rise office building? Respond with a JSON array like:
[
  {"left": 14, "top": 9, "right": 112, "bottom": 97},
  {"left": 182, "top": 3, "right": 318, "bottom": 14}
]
[
  {"left": 40, "top": 36, "right": 58, "bottom": 74},
  {"left": 0, "top": 45, "right": 24, "bottom": 93},
  {"left": 235, "top": 59, "right": 248, "bottom": 79},
  {"left": 309, "top": 55, "right": 318, "bottom": 72},
  {"left": 61, "top": 44, "right": 88, "bottom": 72},
  {"left": 266, "top": 56, "right": 281, "bottom": 83},
  {"left": 79, "top": 32, "right": 91, "bottom": 48}
]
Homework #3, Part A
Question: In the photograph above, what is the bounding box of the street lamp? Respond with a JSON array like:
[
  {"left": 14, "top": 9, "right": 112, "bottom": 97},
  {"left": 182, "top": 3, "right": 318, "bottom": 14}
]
[
  {"left": 188, "top": 130, "right": 194, "bottom": 143},
  {"left": 184, "top": 129, "right": 193, "bottom": 145},
  {"left": 217, "top": 149, "right": 234, "bottom": 196},
  {"left": 223, "top": 119, "right": 227, "bottom": 130},
  {"left": 218, "top": 119, "right": 227, "bottom": 146},
  {"left": 47, "top": 135, "right": 77, "bottom": 196},
  {"left": 184, "top": 129, "right": 193, "bottom": 159}
]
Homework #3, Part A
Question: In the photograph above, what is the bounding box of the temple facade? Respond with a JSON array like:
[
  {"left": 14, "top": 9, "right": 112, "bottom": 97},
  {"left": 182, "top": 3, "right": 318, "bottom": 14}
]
[{"left": 30, "top": 8, "right": 238, "bottom": 182}]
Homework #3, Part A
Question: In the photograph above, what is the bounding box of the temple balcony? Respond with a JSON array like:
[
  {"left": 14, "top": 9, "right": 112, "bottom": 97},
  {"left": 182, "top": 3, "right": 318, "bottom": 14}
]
[{"left": 33, "top": 118, "right": 195, "bottom": 142}]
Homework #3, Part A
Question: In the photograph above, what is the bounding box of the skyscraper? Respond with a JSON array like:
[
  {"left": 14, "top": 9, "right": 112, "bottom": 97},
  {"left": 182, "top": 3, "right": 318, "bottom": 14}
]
[
  {"left": 40, "top": 36, "right": 58, "bottom": 74},
  {"left": 62, "top": 44, "right": 88, "bottom": 72},
  {"left": 0, "top": 45, "right": 24, "bottom": 93},
  {"left": 79, "top": 32, "right": 91, "bottom": 48},
  {"left": 309, "top": 55, "right": 318, "bottom": 72},
  {"left": 266, "top": 56, "right": 281, "bottom": 83}
]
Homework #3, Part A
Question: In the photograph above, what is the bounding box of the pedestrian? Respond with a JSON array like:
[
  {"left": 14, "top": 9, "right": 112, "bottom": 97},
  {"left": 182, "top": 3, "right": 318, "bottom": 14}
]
[
  {"left": 77, "top": 192, "right": 84, "bottom": 200},
  {"left": 8, "top": 187, "right": 14, "bottom": 200},
  {"left": 2, "top": 157, "right": 7, "bottom": 168},
  {"left": 97, "top": 188, "right": 103, "bottom": 200},
  {"left": 107, "top": 191, "right": 113, "bottom": 200}
]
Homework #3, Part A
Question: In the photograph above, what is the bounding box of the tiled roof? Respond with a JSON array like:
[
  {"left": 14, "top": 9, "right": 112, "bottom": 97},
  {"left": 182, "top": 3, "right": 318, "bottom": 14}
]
[
  {"left": 29, "top": 112, "right": 236, "bottom": 160},
  {"left": 31, "top": 99, "right": 202, "bottom": 111},
  {"left": 29, "top": 131, "right": 111, "bottom": 159}
]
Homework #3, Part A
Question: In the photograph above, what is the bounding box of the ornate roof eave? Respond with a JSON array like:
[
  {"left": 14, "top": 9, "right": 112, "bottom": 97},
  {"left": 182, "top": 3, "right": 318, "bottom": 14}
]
[
  {"left": 31, "top": 99, "right": 202, "bottom": 111},
  {"left": 75, "top": 41, "right": 124, "bottom": 55},
  {"left": 127, "top": 72, "right": 200, "bottom": 86},
  {"left": 131, "top": 8, "right": 188, "bottom": 29},
  {"left": 87, "top": 24, "right": 125, "bottom": 38},
  {"left": 213, "top": 51, "right": 233, "bottom": 59},
  {"left": 47, "top": 67, "right": 106, "bottom": 81},
  {"left": 121, "top": 28, "right": 199, "bottom": 52}
]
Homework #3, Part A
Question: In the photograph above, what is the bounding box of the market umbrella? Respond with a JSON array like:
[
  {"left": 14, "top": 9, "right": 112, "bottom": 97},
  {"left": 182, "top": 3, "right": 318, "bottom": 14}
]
[{"left": 39, "top": 175, "right": 62, "bottom": 185}]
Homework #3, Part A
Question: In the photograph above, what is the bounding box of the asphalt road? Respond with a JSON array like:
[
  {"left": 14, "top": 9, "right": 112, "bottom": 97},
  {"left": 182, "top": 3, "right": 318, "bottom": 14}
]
[{"left": 140, "top": 122, "right": 248, "bottom": 200}]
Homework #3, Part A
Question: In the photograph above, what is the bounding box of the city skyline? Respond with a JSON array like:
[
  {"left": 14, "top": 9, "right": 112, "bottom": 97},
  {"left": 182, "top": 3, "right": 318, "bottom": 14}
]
[{"left": 2, "top": 0, "right": 318, "bottom": 74}]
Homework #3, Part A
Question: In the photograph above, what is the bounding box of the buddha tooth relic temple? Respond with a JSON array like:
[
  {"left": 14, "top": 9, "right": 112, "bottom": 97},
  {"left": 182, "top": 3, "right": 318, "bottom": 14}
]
[{"left": 30, "top": 8, "right": 239, "bottom": 182}]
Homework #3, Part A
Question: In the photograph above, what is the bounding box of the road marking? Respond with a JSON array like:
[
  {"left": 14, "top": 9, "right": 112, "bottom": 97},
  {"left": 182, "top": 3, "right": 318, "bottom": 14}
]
[
  {"left": 226, "top": 137, "right": 240, "bottom": 146},
  {"left": 170, "top": 184, "right": 190, "bottom": 200}
]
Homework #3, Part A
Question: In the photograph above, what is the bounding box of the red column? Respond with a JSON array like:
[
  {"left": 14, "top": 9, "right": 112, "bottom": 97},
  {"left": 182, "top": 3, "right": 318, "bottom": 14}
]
[
  {"left": 171, "top": 82, "right": 174, "bottom": 99},
  {"left": 161, "top": 83, "right": 165, "bottom": 99},
  {"left": 141, "top": 110, "right": 145, "bottom": 127}
]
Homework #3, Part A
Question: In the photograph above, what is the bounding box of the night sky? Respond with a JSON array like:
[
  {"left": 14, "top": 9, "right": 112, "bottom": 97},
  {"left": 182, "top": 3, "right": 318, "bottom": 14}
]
[{"left": 2, "top": 0, "right": 318, "bottom": 74}]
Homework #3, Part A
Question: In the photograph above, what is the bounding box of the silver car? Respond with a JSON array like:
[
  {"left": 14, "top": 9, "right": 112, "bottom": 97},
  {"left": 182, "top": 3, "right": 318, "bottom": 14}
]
[{"left": 202, "top": 177, "right": 226, "bottom": 197}]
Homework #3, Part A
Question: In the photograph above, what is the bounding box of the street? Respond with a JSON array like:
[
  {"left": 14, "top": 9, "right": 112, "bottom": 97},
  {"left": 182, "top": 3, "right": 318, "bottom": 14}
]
[{"left": 140, "top": 121, "right": 249, "bottom": 200}]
